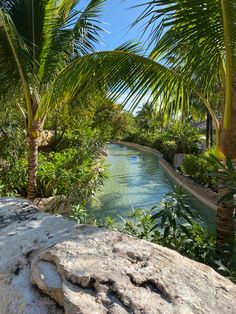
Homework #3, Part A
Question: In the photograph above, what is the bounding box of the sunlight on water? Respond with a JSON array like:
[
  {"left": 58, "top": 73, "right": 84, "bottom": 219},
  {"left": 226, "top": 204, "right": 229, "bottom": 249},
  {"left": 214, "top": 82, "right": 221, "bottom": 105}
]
[{"left": 88, "top": 143, "right": 216, "bottom": 229}]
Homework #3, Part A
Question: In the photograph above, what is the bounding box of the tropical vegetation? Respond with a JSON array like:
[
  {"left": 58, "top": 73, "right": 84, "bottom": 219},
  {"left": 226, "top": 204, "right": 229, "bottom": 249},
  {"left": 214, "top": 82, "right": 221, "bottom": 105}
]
[
  {"left": 0, "top": 0, "right": 236, "bottom": 272},
  {"left": 0, "top": 0, "right": 120, "bottom": 199},
  {"left": 71, "top": 186, "right": 236, "bottom": 282},
  {"left": 125, "top": 0, "right": 236, "bottom": 255}
]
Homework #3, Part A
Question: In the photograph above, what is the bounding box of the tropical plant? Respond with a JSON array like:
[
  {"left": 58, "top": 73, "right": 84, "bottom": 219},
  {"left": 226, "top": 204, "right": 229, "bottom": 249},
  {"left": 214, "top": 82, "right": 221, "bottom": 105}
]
[
  {"left": 0, "top": 0, "right": 111, "bottom": 198},
  {"left": 124, "top": 0, "right": 236, "bottom": 254},
  {"left": 118, "top": 186, "right": 216, "bottom": 265},
  {"left": 1, "top": 0, "right": 236, "bottom": 256},
  {"left": 181, "top": 152, "right": 218, "bottom": 189},
  {"left": 119, "top": 207, "right": 155, "bottom": 239},
  {"left": 151, "top": 186, "right": 194, "bottom": 239},
  {"left": 126, "top": 124, "right": 200, "bottom": 163}
]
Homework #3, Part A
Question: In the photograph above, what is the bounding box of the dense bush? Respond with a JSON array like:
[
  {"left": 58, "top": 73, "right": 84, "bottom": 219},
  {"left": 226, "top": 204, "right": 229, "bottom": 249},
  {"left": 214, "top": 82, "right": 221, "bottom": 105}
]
[
  {"left": 92, "top": 102, "right": 136, "bottom": 141},
  {"left": 126, "top": 124, "right": 201, "bottom": 163},
  {"left": 181, "top": 148, "right": 218, "bottom": 190},
  {"left": 0, "top": 126, "right": 106, "bottom": 207},
  {"left": 126, "top": 130, "right": 160, "bottom": 147},
  {"left": 0, "top": 122, "right": 28, "bottom": 195}
]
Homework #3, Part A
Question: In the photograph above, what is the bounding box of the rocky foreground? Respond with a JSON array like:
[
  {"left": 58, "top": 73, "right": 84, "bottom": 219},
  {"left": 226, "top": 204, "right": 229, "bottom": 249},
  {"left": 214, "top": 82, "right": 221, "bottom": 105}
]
[{"left": 0, "top": 198, "right": 236, "bottom": 314}]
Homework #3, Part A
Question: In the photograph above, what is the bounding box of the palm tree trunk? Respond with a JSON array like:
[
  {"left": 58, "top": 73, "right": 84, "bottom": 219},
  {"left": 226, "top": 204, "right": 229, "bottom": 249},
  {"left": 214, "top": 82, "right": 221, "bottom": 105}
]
[
  {"left": 216, "top": 80, "right": 236, "bottom": 259},
  {"left": 206, "top": 113, "right": 210, "bottom": 148},
  {"left": 216, "top": 172, "right": 235, "bottom": 257},
  {"left": 209, "top": 115, "right": 213, "bottom": 147},
  {"left": 27, "top": 129, "right": 39, "bottom": 200},
  {"left": 26, "top": 94, "right": 42, "bottom": 199}
]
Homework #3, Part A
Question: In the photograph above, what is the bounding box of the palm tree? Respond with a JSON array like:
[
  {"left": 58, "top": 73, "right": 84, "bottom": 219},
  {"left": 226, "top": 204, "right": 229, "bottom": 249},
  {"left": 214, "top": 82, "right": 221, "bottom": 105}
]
[
  {"left": 0, "top": 0, "right": 109, "bottom": 199},
  {"left": 131, "top": 0, "right": 236, "bottom": 253}
]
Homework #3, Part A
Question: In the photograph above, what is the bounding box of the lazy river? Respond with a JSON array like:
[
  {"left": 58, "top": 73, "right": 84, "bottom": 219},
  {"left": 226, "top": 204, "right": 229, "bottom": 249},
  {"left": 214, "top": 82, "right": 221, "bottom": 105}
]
[{"left": 88, "top": 143, "right": 216, "bottom": 229}]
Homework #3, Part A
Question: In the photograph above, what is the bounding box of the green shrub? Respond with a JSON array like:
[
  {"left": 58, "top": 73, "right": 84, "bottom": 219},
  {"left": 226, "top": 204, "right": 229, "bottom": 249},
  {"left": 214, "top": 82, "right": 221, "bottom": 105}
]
[
  {"left": 36, "top": 148, "right": 106, "bottom": 205},
  {"left": 126, "top": 123, "right": 201, "bottom": 163},
  {"left": 0, "top": 124, "right": 28, "bottom": 196},
  {"left": 0, "top": 124, "right": 106, "bottom": 205},
  {"left": 154, "top": 124, "right": 200, "bottom": 162},
  {"left": 160, "top": 140, "right": 177, "bottom": 162},
  {"left": 181, "top": 152, "right": 218, "bottom": 189}
]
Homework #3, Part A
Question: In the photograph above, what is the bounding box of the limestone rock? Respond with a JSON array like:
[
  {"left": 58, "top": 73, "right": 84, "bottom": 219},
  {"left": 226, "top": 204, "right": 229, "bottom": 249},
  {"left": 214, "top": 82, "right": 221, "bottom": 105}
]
[
  {"left": 31, "top": 228, "right": 236, "bottom": 314},
  {"left": 0, "top": 197, "right": 236, "bottom": 314}
]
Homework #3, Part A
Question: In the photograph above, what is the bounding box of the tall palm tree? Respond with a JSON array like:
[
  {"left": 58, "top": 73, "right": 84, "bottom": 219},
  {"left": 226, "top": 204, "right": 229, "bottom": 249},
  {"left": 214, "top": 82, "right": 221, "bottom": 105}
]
[
  {"left": 131, "top": 0, "right": 236, "bottom": 252},
  {"left": 0, "top": 0, "right": 109, "bottom": 199}
]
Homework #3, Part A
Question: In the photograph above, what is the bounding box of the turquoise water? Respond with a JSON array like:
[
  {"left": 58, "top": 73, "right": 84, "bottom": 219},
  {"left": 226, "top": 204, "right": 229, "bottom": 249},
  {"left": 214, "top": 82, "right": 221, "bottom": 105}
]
[{"left": 88, "top": 143, "right": 216, "bottom": 228}]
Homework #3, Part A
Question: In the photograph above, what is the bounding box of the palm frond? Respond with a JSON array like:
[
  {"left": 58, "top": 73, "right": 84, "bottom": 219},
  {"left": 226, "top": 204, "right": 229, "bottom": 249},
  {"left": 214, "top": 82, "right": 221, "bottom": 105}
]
[
  {"left": 114, "top": 41, "right": 143, "bottom": 54},
  {"left": 0, "top": 9, "right": 31, "bottom": 122},
  {"left": 38, "top": 50, "right": 203, "bottom": 122},
  {"left": 72, "top": 0, "right": 107, "bottom": 55},
  {"left": 38, "top": 0, "right": 77, "bottom": 85},
  {"left": 136, "top": 0, "right": 236, "bottom": 96}
]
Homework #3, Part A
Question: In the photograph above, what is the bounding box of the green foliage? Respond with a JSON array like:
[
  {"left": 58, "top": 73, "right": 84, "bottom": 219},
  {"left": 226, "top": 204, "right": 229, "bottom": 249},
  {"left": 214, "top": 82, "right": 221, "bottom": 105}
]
[
  {"left": 0, "top": 157, "right": 28, "bottom": 196},
  {"left": 208, "top": 155, "right": 236, "bottom": 205},
  {"left": 155, "top": 124, "right": 200, "bottom": 162},
  {"left": 151, "top": 186, "right": 194, "bottom": 235},
  {"left": 135, "top": 102, "right": 164, "bottom": 131},
  {"left": 181, "top": 222, "right": 216, "bottom": 263},
  {"left": 71, "top": 203, "right": 116, "bottom": 228},
  {"left": 71, "top": 204, "right": 97, "bottom": 225},
  {"left": 181, "top": 149, "right": 218, "bottom": 189},
  {"left": 126, "top": 130, "right": 160, "bottom": 148},
  {"left": 118, "top": 186, "right": 215, "bottom": 264},
  {"left": 0, "top": 122, "right": 107, "bottom": 206},
  {"left": 37, "top": 148, "right": 102, "bottom": 198},
  {"left": 159, "top": 140, "right": 177, "bottom": 163},
  {"left": 126, "top": 123, "right": 200, "bottom": 163},
  {"left": 0, "top": 114, "right": 28, "bottom": 195},
  {"left": 119, "top": 208, "right": 155, "bottom": 240},
  {"left": 92, "top": 102, "right": 136, "bottom": 141}
]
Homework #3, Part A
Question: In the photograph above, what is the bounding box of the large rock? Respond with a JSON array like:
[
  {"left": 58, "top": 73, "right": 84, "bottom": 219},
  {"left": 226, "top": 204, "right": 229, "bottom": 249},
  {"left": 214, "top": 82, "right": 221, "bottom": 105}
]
[{"left": 0, "top": 197, "right": 236, "bottom": 313}]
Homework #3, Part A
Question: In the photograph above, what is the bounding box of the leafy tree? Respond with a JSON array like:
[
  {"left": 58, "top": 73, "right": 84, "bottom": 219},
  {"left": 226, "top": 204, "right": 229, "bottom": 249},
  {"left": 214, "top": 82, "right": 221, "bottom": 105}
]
[
  {"left": 92, "top": 102, "right": 136, "bottom": 140},
  {"left": 0, "top": 0, "right": 109, "bottom": 198}
]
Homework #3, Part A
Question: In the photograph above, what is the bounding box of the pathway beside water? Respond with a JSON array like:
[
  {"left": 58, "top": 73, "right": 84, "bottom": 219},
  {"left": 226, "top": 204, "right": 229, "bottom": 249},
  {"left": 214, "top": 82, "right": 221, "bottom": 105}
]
[{"left": 88, "top": 143, "right": 216, "bottom": 229}]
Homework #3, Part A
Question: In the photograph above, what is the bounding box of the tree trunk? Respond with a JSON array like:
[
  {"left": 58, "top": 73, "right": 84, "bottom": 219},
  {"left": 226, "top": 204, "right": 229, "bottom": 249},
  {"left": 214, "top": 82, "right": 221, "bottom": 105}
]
[
  {"left": 26, "top": 96, "right": 41, "bottom": 200},
  {"left": 206, "top": 113, "right": 210, "bottom": 148},
  {"left": 27, "top": 130, "right": 39, "bottom": 199},
  {"left": 216, "top": 77, "right": 236, "bottom": 259},
  {"left": 209, "top": 115, "right": 213, "bottom": 147},
  {"left": 216, "top": 169, "right": 235, "bottom": 259}
]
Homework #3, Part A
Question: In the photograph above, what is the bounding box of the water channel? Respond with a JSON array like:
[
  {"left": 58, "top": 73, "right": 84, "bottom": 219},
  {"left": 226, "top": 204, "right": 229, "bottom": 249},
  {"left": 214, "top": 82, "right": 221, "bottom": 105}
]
[{"left": 88, "top": 143, "right": 216, "bottom": 229}]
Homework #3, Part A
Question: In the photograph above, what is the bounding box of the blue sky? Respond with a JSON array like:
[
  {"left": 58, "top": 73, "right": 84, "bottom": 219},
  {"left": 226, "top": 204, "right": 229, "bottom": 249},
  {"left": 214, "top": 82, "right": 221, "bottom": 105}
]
[
  {"left": 78, "top": 0, "right": 151, "bottom": 111},
  {"left": 79, "top": 0, "right": 149, "bottom": 50}
]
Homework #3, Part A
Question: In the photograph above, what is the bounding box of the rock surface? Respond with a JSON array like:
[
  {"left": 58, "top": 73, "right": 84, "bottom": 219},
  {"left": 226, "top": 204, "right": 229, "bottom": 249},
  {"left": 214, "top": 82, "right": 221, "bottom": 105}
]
[{"left": 0, "top": 197, "right": 236, "bottom": 314}]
